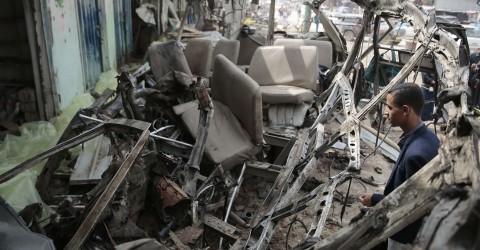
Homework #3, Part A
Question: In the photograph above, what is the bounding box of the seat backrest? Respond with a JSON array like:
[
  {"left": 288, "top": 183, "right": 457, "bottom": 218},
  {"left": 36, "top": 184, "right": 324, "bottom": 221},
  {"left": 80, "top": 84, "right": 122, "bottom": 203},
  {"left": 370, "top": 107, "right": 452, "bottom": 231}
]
[
  {"left": 148, "top": 40, "right": 192, "bottom": 80},
  {"left": 211, "top": 55, "right": 263, "bottom": 145},
  {"left": 274, "top": 39, "right": 334, "bottom": 68},
  {"left": 211, "top": 39, "right": 240, "bottom": 70},
  {"left": 184, "top": 38, "right": 213, "bottom": 77},
  {"left": 248, "top": 46, "right": 318, "bottom": 90}
]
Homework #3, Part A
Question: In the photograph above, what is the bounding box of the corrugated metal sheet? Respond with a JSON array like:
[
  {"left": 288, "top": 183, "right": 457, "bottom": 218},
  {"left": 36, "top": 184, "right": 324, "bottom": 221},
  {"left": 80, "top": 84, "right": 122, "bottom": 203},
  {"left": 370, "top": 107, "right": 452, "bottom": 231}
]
[
  {"left": 77, "top": 0, "right": 102, "bottom": 88},
  {"left": 114, "top": 0, "right": 132, "bottom": 64},
  {"left": 124, "top": 0, "right": 132, "bottom": 52}
]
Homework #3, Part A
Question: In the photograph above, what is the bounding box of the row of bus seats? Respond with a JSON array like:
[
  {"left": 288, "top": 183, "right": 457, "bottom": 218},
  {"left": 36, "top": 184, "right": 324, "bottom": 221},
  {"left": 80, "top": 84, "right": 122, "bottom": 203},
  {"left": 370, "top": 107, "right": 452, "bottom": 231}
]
[
  {"left": 183, "top": 38, "right": 241, "bottom": 77},
  {"left": 148, "top": 38, "right": 334, "bottom": 170}
]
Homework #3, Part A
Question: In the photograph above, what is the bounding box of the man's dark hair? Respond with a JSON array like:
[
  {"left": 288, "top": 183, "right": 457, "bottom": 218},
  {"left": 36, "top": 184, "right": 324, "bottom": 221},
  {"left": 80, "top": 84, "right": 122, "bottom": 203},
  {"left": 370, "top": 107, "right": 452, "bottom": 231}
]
[{"left": 388, "top": 83, "right": 424, "bottom": 115}]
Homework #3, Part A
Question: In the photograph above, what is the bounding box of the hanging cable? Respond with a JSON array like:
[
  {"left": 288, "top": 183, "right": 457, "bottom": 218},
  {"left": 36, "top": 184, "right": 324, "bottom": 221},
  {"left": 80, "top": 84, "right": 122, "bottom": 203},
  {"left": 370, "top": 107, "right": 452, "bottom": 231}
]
[
  {"left": 340, "top": 177, "right": 352, "bottom": 223},
  {"left": 412, "top": 27, "right": 438, "bottom": 83},
  {"left": 363, "top": 124, "right": 392, "bottom": 163},
  {"left": 285, "top": 216, "right": 308, "bottom": 250}
]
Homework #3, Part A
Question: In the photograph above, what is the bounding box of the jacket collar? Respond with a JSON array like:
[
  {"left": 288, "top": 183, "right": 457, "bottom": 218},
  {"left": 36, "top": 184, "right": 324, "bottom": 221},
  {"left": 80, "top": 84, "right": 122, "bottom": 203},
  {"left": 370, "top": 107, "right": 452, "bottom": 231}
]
[
  {"left": 384, "top": 123, "right": 428, "bottom": 195},
  {"left": 398, "top": 122, "right": 425, "bottom": 150}
]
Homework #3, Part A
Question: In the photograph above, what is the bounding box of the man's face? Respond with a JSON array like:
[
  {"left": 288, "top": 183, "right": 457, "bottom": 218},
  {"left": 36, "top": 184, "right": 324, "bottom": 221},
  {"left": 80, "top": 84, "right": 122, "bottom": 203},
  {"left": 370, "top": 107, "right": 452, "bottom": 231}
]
[{"left": 384, "top": 93, "right": 404, "bottom": 127}]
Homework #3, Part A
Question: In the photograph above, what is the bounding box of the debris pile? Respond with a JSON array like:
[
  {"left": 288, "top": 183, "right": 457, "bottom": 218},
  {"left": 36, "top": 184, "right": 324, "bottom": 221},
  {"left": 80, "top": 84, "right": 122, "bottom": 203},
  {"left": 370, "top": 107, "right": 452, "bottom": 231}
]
[{"left": 1, "top": 0, "right": 480, "bottom": 249}]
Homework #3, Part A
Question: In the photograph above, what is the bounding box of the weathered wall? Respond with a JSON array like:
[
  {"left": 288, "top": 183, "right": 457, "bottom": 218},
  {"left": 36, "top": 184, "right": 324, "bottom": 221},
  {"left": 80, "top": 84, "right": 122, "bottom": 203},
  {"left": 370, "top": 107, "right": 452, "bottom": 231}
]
[
  {"left": 100, "top": 0, "right": 117, "bottom": 70},
  {"left": 46, "top": 0, "right": 118, "bottom": 110},
  {"left": 223, "top": 0, "right": 247, "bottom": 39},
  {"left": 46, "top": 0, "right": 85, "bottom": 110}
]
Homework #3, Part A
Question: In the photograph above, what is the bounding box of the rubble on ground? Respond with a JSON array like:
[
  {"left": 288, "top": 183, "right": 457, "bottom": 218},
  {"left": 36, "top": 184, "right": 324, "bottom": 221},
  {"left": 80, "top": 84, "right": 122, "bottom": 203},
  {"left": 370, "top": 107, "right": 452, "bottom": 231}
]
[{"left": 1, "top": 0, "right": 480, "bottom": 249}]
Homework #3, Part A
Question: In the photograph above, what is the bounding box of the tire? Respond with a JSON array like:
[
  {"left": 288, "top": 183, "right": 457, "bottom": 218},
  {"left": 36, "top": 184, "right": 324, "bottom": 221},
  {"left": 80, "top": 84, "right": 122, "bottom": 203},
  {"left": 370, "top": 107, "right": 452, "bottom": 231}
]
[{"left": 343, "top": 30, "right": 355, "bottom": 41}]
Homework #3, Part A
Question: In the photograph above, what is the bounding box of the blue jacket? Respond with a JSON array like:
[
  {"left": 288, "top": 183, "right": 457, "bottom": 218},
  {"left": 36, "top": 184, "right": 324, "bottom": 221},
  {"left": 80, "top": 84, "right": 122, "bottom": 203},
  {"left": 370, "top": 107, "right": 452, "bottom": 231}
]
[{"left": 371, "top": 124, "right": 440, "bottom": 244}]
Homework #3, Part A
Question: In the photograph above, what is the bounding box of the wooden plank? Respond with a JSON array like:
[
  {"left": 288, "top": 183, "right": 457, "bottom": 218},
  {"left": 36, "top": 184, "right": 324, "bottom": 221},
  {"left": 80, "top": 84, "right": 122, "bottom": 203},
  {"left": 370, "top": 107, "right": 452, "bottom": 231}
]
[
  {"left": 169, "top": 231, "right": 191, "bottom": 250},
  {"left": 169, "top": 32, "right": 203, "bottom": 38},
  {"left": 70, "top": 135, "right": 112, "bottom": 185},
  {"left": 183, "top": 26, "right": 203, "bottom": 34},
  {"left": 203, "top": 213, "right": 241, "bottom": 239},
  {"left": 23, "top": 0, "right": 45, "bottom": 120}
]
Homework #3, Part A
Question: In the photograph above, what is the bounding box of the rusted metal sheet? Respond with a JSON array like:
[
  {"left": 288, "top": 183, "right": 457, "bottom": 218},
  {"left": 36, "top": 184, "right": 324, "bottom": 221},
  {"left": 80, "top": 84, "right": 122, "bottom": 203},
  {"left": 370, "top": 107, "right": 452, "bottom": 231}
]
[
  {"left": 175, "top": 223, "right": 203, "bottom": 246},
  {"left": 169, "top": 231, "right": 192, "bottom": 250},
  {"left": 152, "top": 176, "right": 190, "bottom": 211}
]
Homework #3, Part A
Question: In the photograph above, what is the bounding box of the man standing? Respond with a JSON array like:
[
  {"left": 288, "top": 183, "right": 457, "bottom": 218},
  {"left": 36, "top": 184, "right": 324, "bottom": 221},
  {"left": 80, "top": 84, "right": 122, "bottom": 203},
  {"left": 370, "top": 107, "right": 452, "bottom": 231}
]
[
  {"left": 359, "top": 83, "right": 440, "bottom": 249},
  {"left": 420, "top": 72, "right": 436, "bottom": 120},
  {"left": 470, "top": 47, "right": 480, "bottom": 71},
  {"left": 470, "top": 48, "right": 480, "bottom": 107}
]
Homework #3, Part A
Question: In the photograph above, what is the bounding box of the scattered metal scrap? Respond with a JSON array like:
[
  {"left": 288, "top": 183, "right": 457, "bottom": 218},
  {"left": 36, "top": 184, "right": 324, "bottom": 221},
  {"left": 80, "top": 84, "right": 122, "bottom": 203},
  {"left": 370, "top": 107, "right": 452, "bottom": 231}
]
[{"left": 1, "top": 0, "right": 479, "bottom": 249}]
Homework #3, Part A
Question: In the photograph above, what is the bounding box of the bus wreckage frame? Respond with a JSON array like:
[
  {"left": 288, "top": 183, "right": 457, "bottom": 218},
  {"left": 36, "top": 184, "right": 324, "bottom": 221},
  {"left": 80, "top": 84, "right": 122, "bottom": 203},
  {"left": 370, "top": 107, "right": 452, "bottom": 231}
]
[{"left": 1, "top": 0, "right": 479, "bottom": 249}]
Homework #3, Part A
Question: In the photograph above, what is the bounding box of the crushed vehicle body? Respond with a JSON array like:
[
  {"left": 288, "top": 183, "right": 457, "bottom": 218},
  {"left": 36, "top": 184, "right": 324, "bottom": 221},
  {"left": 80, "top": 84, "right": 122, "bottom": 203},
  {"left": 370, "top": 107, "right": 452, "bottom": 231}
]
[{"left": 0, "top": 0, "right": 479, "bottom": 249}]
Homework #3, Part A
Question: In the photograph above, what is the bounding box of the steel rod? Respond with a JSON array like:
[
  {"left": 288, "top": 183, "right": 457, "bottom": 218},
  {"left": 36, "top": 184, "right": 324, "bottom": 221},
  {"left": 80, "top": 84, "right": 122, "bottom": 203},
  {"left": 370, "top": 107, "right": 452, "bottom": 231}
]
[
  {"left": 79, "top": 114, "right": 193, "bottom": 147},
  {"left": 219, "top": 163, "right": 247, "bottom": 249}
]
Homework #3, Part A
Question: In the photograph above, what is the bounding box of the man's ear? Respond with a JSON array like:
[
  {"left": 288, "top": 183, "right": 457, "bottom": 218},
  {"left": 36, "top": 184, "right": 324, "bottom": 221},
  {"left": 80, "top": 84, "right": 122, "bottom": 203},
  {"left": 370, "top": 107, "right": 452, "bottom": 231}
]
[{"left": 402, "top": 105, "right": 410, "bottom": 115}]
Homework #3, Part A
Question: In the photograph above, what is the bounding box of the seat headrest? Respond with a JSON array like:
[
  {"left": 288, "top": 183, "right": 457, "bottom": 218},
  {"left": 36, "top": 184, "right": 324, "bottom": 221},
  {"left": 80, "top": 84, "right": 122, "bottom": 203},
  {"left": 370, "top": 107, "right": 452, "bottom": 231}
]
[
  {"left": 148, "top": 40, "right": 192, "bottom": 80},
  {"left": 248, "top": 46, "right": 318, "bottom": 90},
  {"left": 211, "top": 39, "right": 240, "bottom": 70},
  {"left": 274, "top": 39, "right": 333, "bottom": 68},
  {"left": 184, "top": 38, "right": 214, "bottom": 77}
]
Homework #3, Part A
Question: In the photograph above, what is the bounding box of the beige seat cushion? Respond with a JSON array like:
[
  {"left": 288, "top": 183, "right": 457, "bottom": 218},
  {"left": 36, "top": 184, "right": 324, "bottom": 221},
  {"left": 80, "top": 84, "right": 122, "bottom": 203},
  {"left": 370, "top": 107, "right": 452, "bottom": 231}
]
[
  {"left": 148, "top": 41, "right": 192, "bottom": 80},
  {"left": 211, "top": 55, "right": 263, "bottom": 145},
  {"left": 274, "top": 39, "right": 334, "bottom": 68},
  {"left": 260, "top": 85, "right": 315, "bottom": 104},
  {"left": 248, "top": 46, "right": 318, "bottom": 90},
  {"left": 173, "top": 101, "right": 261, "bottom": 169},
  {"left": 184, "top": 38, "right": 214, "bottom": 77},
  {"left": 211, "top": 39, "right": 240, "bottom": 71},
  {"left": 173, "top": 55, "right": 262, "bottom": 170},
  {"left": 248, "top": 46, "right": 317, "bottom": 104}
]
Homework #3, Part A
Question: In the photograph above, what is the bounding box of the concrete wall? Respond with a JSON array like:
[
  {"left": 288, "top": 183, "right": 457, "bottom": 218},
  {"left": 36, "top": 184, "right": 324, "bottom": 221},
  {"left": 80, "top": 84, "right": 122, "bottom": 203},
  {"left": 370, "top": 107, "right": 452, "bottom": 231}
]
[
  {"left": 100, "top": 0, "right": 117, "bottom": 71},
  {"left": 223, "top": 0, "right": 247, "bottom": 39},
  {"left": 46, "top": 0, "right": 85, "bottom": 110},
  {"left": 46, "top": 0, "right": 117, "bottom": 110}
]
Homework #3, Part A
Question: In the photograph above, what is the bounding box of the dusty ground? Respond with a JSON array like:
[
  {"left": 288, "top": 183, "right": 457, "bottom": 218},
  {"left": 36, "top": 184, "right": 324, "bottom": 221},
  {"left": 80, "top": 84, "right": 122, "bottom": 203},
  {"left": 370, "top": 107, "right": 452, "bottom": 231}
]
[
  {"left": 276, "top": 122, "right": 403, "bottom": 249},
  {"left": 265, "top": 118, "right": 442, "bottom": 249},
  {"left": 218, "top": 117, "right": 402, "bottom": 249},
  {"left": 268, "top": 143, "right": 394, "bottom": 249}
]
